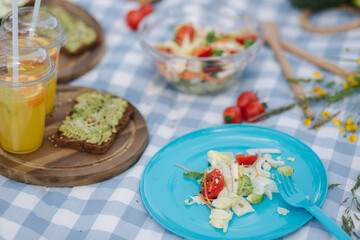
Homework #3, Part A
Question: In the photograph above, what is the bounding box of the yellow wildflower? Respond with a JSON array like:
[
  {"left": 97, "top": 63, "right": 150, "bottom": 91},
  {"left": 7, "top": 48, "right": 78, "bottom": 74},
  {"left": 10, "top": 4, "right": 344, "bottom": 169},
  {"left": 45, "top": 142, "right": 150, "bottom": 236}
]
[
  {"left": 346, "top": 118, "right": 354, "bottom": 125},
  {"left": 346, "top": 124, "right": 358, "bottom": 132},
  {"left": 358, "top": 58, "right": 360, "bottom": 64},
  {"left": 303, "top": 118, "right": 311, "bottom": 126},
  {"left": 351, "top": 81, "right": 359, "bottom": 86},
  {"left": 311, "top": 85, "right": 327, "bottom": 96},
  {"left": 347, "top": 74, "right": 359, "bottom": 86},
  {"left": 332, "top": 118, "right": 342, "bottom": 126},
  {"left": 321, "top": 111, "right": 330, "bottom": 117},
  {"left": 339, "top": 126, "right": 345, "bottom": 132},
  {"left": 348, "top": 134, "right": 357, "bottom": 142},
  {"left": 350, "top": 80, "right": 359, "bottom": 86},
  {"left": 311, "top": 71, "right": 322, "bottom": 79},
  {"left": 342, "top": 83, "right": 349, "bottom": 89}
]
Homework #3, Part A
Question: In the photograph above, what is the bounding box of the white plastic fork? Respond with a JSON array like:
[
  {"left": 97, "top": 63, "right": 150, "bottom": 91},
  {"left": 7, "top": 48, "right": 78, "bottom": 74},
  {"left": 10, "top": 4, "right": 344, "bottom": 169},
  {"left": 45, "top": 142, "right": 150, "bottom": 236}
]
[{"left": 275, "top": 174, "right": 351, "bottom": 240}]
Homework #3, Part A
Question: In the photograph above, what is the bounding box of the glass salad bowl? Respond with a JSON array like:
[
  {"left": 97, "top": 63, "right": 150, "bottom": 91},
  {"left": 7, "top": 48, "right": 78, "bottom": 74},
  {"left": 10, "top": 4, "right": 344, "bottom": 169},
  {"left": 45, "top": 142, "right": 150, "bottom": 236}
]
[{"left": 138, "top": 4, "right": 264, "bottom": 94}]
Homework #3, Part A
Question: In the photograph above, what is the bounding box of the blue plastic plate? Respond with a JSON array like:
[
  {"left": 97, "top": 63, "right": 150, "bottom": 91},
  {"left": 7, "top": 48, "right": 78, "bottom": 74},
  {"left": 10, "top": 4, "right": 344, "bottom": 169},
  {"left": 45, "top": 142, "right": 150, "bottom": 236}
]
[{"left": 140, "top": 125, "right": 327, "bottom": 240}]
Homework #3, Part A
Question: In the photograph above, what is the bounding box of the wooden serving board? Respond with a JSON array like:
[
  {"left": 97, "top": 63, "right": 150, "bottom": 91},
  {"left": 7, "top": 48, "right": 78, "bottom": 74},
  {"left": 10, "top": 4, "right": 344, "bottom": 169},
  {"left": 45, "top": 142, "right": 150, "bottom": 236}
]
[
  {"left": 0, "top": 85, "right": 148, "bottom": 187},
  {"left": 42, "top": 0, "right": 105, "bottom": 83}
]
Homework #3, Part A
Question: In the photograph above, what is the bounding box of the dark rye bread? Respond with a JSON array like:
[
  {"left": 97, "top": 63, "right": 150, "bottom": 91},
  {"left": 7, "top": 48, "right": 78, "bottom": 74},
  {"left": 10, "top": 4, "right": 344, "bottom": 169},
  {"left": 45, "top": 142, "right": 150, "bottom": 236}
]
[
  {"left": 52, "top": 98, "right": 135, "bottom": 154},
  {"left": 61, "top": 34, "right": 100, "bottom": 56},
  {"left": 44, "top": 5, "right": 100, "bottom": 56}
]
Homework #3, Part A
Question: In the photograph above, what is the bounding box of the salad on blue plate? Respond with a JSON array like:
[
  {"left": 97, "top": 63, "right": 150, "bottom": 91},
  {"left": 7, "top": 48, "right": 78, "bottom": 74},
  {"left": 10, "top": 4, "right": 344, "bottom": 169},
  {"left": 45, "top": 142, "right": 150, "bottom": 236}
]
[{"left": 177, "top": 149, "right": 294, "bottom": 232}]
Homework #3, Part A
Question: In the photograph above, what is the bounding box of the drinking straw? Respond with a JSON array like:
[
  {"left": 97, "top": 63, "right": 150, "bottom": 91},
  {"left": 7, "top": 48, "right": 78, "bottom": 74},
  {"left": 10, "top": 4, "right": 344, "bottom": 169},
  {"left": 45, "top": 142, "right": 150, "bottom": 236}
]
[
  {"left": 29, "top": 0, "right": 42, "bottom": 40},
  {"left": 12, "top": 0, "right": 18, "bottom": 82}
]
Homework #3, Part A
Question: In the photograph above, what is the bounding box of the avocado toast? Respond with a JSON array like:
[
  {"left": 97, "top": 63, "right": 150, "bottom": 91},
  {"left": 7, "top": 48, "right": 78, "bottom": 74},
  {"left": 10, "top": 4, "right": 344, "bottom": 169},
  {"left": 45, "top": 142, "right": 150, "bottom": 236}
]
[
  {"left": 53, "top": 92, "right": 134, "bottom": 154},
  {"left": 45, "top": 5, "right": 99, "bottom": 56}
]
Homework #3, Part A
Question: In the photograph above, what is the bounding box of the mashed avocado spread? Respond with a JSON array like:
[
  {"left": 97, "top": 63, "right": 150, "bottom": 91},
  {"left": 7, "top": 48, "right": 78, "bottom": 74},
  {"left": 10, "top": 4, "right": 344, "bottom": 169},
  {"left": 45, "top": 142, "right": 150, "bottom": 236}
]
[
  {"left": 59, "top": 92, "right": 128, "bottom": 145},
  {"left": 45, "top": 6, "right": 98, "bottom": 53}
]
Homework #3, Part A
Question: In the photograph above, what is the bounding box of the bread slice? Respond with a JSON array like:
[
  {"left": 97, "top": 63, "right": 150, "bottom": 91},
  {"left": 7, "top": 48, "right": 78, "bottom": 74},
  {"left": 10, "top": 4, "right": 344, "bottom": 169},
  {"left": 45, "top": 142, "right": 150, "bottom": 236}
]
[
  {"left": 53, "top": 92, "right": 134, "bottom": 154},
  {"left": 44, "top": 5, "right": 99, "bottom": 56}
]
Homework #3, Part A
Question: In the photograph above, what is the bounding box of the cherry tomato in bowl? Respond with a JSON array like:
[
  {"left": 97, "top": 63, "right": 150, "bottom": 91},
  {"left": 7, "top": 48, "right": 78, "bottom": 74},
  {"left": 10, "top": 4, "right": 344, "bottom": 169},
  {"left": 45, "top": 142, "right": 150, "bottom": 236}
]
[
  {"left": 174, "top": 25, "right": 195, "bottom": 45},
  {"left": 193, "top": 45, "right": 212, "bottom": 57},
  {"left": 223, "top": 106, "right": 242, "bottom": 123},
  {"left": 201, "top": 169, "right": 224, "bottom": 199}
]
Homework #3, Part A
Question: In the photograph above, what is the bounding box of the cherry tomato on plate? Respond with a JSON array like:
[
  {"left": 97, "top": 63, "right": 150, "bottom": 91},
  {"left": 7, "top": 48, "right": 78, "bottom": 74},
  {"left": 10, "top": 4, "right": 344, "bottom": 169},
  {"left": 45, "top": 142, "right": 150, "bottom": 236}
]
[
  {"left": 236, "top": 91, "right": 258, "bottom": 109},
  {"left": 236, "top": 154, "right": 258, "bottom": 165},
  {"left": 201, "top": 169, "right": 224, "bottom": 199},
  {"left": 193, "top": 45, "right": 212, "bottom": 57},
  {"left": 223, "top": 106, "right": 242, "bottom": 123},
  {"left": 126, "top": 4, "right": 154, "bottom": 31},
  {"left": 175, "top": 25, "right": 195, "bottom": 45},
  {"left": 243, "top": 101, "right": 265, "bottom": 122}
]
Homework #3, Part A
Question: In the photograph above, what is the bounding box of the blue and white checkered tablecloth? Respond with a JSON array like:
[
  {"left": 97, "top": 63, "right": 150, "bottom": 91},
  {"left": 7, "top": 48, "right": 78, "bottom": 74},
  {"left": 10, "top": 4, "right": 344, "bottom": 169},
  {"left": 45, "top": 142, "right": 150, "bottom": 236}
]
[{"left": 1, "top": 0, "right": 360, "bottom": 239}]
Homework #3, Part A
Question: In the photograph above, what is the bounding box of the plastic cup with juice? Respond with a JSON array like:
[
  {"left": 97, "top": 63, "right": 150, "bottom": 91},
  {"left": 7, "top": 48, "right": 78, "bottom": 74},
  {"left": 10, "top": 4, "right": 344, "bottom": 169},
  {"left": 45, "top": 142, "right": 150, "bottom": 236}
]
[
  {"left": 1, "top": 7, "right": 66, "bottom": 115},
  {"left": 0, "top": 39, "right": 56, "bottom": 154}
]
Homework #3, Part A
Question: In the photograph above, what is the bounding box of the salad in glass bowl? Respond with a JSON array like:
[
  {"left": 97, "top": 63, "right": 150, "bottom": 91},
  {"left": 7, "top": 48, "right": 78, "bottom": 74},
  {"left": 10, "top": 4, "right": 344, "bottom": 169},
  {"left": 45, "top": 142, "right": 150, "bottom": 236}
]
[{"left": 138, "top": 4, "right": 264, "bottom": 94}]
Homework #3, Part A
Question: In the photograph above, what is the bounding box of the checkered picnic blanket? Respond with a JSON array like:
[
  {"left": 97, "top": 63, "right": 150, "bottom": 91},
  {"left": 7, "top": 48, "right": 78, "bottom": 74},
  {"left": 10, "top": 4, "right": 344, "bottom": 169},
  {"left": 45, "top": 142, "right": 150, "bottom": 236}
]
[{"left": 1, "top": 0, "right": 360, "bottom": 239}]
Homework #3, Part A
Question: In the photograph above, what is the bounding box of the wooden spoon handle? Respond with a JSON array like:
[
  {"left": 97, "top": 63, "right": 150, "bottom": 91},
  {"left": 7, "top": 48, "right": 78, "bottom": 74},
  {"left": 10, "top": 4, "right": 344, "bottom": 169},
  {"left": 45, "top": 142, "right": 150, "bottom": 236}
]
[
  {"left": 280, "top": 40, "right": 351, "bottom": 80},
  {"left": 266, "top": 39, "right": 315, "bottom": 119}
]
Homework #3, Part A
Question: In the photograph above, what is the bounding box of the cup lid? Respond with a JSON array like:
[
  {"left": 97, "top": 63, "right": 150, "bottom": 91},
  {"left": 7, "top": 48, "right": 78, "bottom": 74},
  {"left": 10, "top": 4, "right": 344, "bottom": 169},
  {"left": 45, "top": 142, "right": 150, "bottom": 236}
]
[
  {"left": 0, "top": 38, "right": 56, "bottom": 87},
  {"left": 0, "top": 7, "right": 66, "bottom": 49}
]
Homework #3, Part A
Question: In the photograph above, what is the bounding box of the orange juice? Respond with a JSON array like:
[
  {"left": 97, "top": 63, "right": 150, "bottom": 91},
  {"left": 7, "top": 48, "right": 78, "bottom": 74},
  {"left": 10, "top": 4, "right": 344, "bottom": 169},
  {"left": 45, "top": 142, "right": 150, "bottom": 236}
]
[
  {"left": 0, "top": 81, "right": 47, "bottom": 154},
  {"left": 0, "top": 7, "right": 66, "bottom": 115},
  {"left": 33, "top": 36, "right": 60, "bottom": 115},
  {"left": 0, "top": 38, "right": 56, "bottom": 154}
]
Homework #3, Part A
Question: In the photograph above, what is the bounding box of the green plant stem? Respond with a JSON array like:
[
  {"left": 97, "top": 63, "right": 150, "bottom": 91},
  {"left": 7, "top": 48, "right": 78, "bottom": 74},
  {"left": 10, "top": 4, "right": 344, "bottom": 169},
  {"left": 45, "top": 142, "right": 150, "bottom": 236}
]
[
  {"left": 310, "top": 111, "right": 340, "bottom": 129},
  {"left": 286, "top": 77, "right": 312, "bottom": 83},
  {"left": 248, "top": 103, "right": 296, "bottom": 122}
]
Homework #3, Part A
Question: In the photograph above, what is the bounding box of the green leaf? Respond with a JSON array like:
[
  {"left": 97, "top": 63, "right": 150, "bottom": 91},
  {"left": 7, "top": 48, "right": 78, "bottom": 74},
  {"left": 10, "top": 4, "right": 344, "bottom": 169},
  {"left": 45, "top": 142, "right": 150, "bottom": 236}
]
[
  {"left": 211, "top": 49, "right": 224, "bottom": 56},
  {"left": 206, "top": 30, "right": 217, "bottom": 43},
  {"left": 328, "top": 183, "right": 341, "bottom": 190},
  {"left": 262, "top": 102, "right": 268, "bottom": 109},
  {"left": 342, "top": 214, "right": 353, "bottom": 235},
  {"left": 351, "top": 174, "right": 360, "bottom": 194},
  {"left": 340, "top": 197, "right": 349, "bottom": 206},
  {"left": 224, "top": 115, "right": 233, "bottom": 123},
  {"left": 285, "top": 77, "right": 312, "bottom": 83},
  {"left": 325, "top": 81, "right": 336, "bottom": 88},
  {"left": 244, "top": 39, "right": 256, "bottom": 48},
  {"left": 315, "top": 78, "right": 325, "bottom": 83},
  {"left": 183, "top": 171, "right": 204, "bottom": 178}
]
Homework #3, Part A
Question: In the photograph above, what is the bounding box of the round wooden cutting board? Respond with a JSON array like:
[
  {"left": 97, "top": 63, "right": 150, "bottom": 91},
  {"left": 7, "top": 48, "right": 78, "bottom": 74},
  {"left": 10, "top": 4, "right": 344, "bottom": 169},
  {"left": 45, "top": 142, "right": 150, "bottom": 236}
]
[
  {"left": 42, "top": 0, "right": 105, "bottom": 83},
  {"left": 0, "top": 85, "right": 148, "bottom": 187}
]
